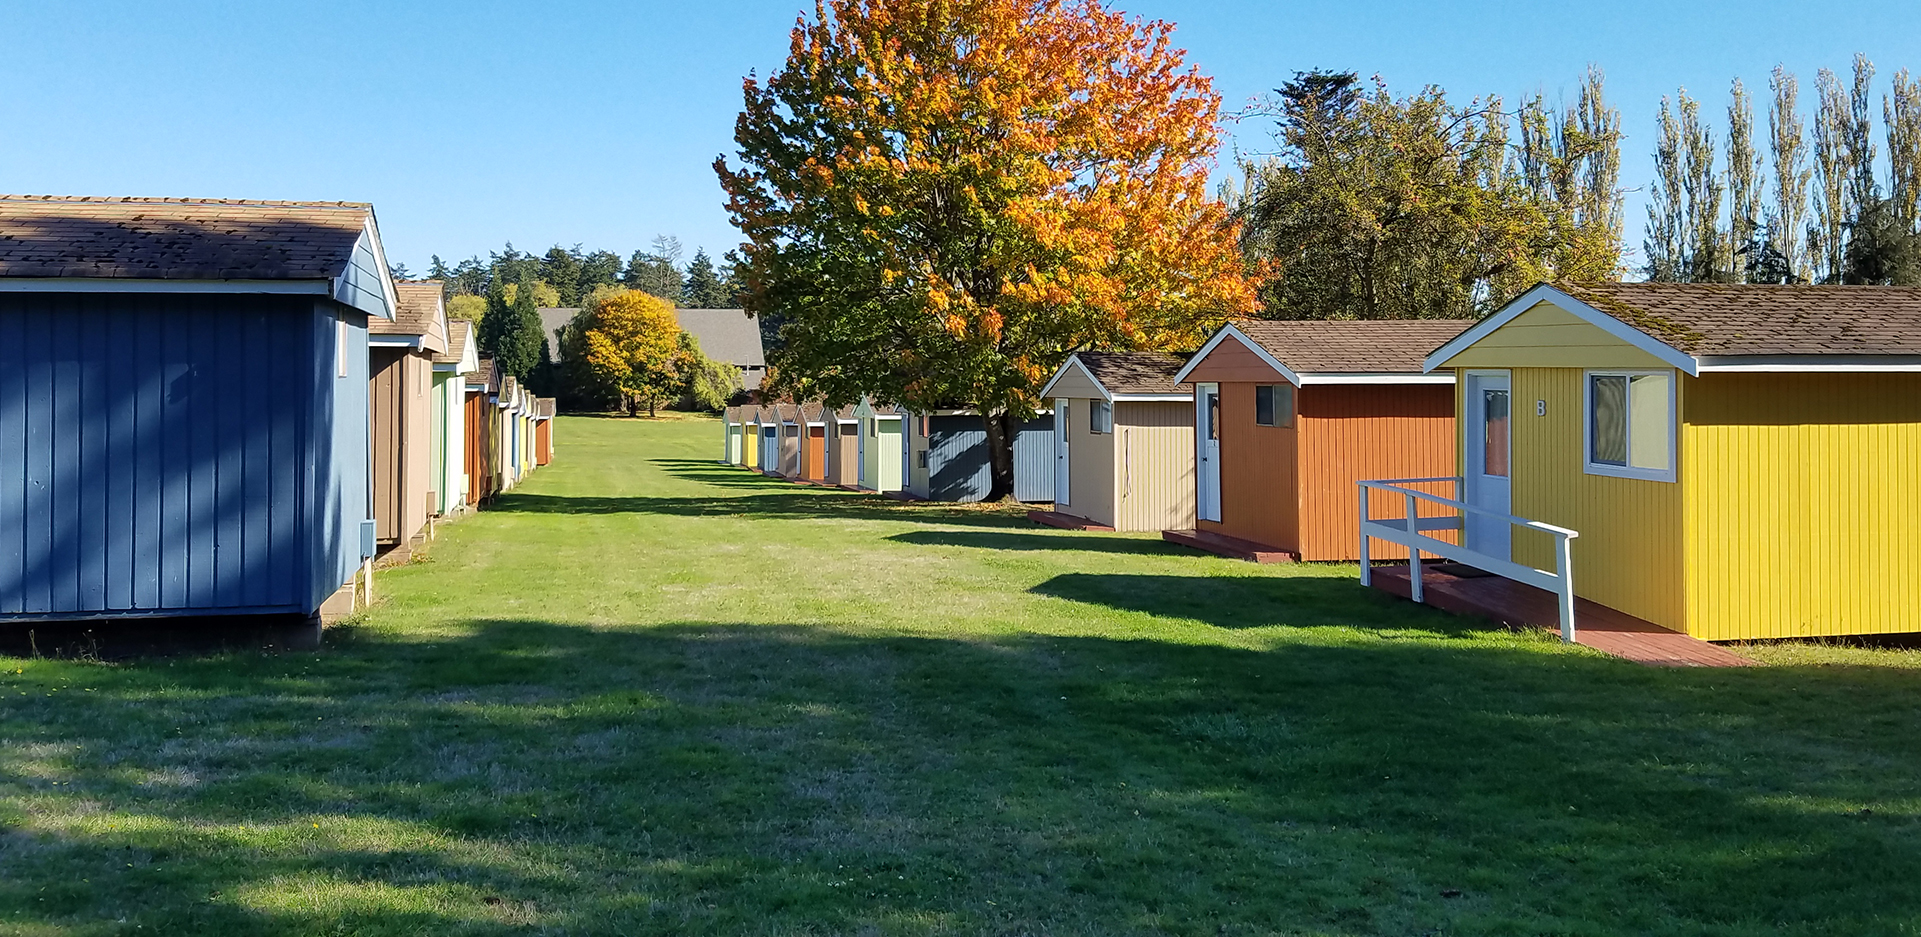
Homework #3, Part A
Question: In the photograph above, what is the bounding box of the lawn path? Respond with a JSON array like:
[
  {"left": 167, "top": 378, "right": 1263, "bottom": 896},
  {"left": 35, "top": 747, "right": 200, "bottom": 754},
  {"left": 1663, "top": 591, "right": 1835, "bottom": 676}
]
[{"left": 4, "top": 416, "right": 1921, "bottom": 936}]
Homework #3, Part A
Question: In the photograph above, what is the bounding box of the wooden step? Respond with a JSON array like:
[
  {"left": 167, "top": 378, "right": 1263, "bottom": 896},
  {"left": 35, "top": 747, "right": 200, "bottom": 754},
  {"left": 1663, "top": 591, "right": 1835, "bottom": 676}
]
[{"left": 1161, "top": 528, "right": 1298, "bottom": 564}]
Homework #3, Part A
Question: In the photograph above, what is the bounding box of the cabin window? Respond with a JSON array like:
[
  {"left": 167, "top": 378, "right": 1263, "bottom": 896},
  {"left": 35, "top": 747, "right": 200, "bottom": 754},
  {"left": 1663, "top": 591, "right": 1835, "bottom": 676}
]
[
  {"left": 1090, "top": 400, "right": 1112, "bottom": 434},
  {"left": 1254, "top": 384, "right": 1293, "bottom": 427},
  {"left": 1585, "top": 370, "right": 1674, "bottom": 482}
]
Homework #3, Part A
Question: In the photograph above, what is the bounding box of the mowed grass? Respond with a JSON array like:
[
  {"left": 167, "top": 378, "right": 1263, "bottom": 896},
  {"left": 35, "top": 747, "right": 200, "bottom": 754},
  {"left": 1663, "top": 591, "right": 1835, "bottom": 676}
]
[{"left": 5, "top": 417, "right": 1921, "bottom": 936}]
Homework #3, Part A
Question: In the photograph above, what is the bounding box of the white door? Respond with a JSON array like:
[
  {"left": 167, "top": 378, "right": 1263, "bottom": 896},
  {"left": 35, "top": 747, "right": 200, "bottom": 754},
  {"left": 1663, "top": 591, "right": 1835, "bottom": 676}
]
[
  {"left": 857, "top": 421, "right": 868, "bottom": 487},
  {"left": 1196, "top": 384, "right": 1222, "bottom": 523},
  {"left": 1463, "top": 371, "right": 1512, "bottom": 561},
  {"left": 1054, "top": 399, "right": 1071, "bottom": 506}
]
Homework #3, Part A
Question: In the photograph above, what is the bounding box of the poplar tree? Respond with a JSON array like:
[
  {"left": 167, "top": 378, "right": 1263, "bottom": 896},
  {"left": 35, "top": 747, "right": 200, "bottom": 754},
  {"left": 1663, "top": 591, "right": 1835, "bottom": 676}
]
[
  {"left": 1887, "top": 68, "right": 1921, "bottom": 230},
  {"left": 1645, "top": 97, "right": 1686, "bottom": 281},
  {"left": 1812, "top": 68, "right": 1853, "bottom": 281},
  {"left": 1727, "top": 79, "right": 1764, "bottom": 280},
  {"left": 1768, "top": 66, "right": 1813, "bottom": 282},
  {"left": 1679, "top": 91, "right": 1728, "bottom": 281}
]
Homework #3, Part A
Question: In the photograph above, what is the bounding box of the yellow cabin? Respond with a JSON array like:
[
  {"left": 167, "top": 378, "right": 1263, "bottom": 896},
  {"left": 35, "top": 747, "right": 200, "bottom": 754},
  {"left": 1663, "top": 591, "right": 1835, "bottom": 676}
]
[{"left": 1418, "top": 281, "right": 1921, "bottom": 642}]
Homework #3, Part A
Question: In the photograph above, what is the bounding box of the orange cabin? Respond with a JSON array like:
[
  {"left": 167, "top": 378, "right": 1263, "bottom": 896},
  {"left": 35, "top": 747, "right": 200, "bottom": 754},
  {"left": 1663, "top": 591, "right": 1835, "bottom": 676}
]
[{"left": 1172, "top": 320, "right": 1473, "bottom": 561}]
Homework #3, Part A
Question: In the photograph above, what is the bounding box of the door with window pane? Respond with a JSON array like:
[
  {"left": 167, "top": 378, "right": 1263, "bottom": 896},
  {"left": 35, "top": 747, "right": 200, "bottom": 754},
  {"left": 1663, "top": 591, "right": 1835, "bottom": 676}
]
[
  {"left": 1196, "top": 384, "right": 1222, "bottom": 523},
  {"left": 1054, "top": 399, "right": 1071, "bottom": 506},
  {"left": 1463, "top": 371, "right": 1512, "bottom": 561}
]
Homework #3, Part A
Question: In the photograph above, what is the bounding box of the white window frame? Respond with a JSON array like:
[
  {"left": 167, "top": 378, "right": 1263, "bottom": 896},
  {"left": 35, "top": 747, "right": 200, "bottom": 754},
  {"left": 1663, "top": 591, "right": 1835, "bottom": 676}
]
[
  {"left": 1090, "top": 399, "right": 1112, "bottom": 434},
  {"left": 1582, "top": 368, "right": 1677, "bottom": 483}
]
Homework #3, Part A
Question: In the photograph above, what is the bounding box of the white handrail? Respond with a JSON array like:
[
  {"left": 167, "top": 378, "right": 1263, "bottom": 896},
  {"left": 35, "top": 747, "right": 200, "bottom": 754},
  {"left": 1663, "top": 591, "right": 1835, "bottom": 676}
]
[{"left": 1356, "top": 477, "right": 1580, "bottom": 642}]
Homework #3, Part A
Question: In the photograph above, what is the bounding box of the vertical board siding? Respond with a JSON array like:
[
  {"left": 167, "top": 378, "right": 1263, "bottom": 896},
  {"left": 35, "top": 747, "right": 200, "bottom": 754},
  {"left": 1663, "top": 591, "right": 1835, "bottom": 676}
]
[
  {"left": 1112, "top": 402, "right": 1195, "bottom": 533},
  {"left": 1065, "top": 401, "right": 1116, "bottom": 524},
  {"left": 1012, "top": 414, "right": 1054, "bottom": 503},
  {"left": 1298, "top": 384, "right": 1456, "bottom": 561},
  {"left": 1685, "top": 372, "right": 1921, "bottom": 640},
  {"left": 0, "top": 293, "right": 350, "bottom": 619},
  {"left": 1507, "top": 367, "right": 1686, "bottom": 631},
  {"left": 916, "top": 415, "right": 1054, "bottom": 502},
  {"left": 1204, "top": 382, "right": 1300, "bottom": 552},
  {"left": 369, "top": 350, "right": 404, "bottom": 542}
]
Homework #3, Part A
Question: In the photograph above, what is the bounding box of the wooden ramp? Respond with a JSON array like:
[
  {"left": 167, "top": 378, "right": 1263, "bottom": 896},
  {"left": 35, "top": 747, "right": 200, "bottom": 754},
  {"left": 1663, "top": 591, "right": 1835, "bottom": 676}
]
[
  {"left": 1162, "top": 529, "right": 1298, "bottom": 564},
  {"left": 1370, "top": 565, "right": 1758, "bottom": 668},
  {"left": 1028, "top": 510, "right": 1114, "bottom": 532}
]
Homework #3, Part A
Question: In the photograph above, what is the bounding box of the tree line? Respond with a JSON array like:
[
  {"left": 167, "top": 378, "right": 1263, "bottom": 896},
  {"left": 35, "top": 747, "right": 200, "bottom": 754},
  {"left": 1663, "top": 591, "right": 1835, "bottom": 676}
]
[
  {"left": 1644, "top": 55, "right": 1921, "bottom": 285},
  {"left": 417, "top": 236, "right": 746, "bottom": 314}
]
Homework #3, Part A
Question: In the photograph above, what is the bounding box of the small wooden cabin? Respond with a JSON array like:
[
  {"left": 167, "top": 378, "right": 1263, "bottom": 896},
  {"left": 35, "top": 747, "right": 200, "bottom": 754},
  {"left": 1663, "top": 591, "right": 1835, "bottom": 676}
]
[
  {"left": 1418, "top": 281, "right": 1921, "bottom": 642},
  {"left": 369, "top": 281, "right": 450, "bottom": 556},
  {"left": 1037, "top": 352, "right": 1194, "bottom": 530},
  {"left": 463, "top": 357, "right": 496, "bottom": 506},
  {"left": 533, "top": 398, "right": 556, "bottom": 466},
  {"left": 775, "top": 403, "right": 804, "bottom": 477},
  {"left": 824, "top": 405, "right": 860, "bottom": 486},
  {"left": 1170, "top": 319, "right": 1472, "bottom": 561},
  {"left": 852, "top": 399, "right": 905, "bottom": 492},
  {"left": 796, "top": 402, "right": 830, "bottom": 481},
  {"left": 756, "top": 407, "right": 782, "bottom": 476},
  {"left": 722, "top": 406, "right": 743, "bottom": 464},
  {"left": 901, "top": 408, "right": 1056, "bottom": 503},
  {"left": 0, "top": 195, "right": 395, "bottom": 623},
  {"left": 433, "top": 318, "right": 478, "bottom": 515}
]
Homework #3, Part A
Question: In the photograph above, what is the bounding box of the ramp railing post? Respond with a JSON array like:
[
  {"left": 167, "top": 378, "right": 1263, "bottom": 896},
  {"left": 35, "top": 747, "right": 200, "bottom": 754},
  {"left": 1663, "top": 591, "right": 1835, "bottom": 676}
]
[
  {"left": 1404, "top": 490, "right": 1423, "bottom": 605},
  {"left": 1556, "top": 533, "right": 1577, "bottom": 642},
  {"left": 1357, "top": 483, "right": 1372, "bottom": 587}
]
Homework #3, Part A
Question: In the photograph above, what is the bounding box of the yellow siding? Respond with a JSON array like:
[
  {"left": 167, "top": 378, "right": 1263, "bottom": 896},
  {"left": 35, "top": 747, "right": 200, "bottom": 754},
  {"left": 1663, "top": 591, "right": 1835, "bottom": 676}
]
[
  {"left": 1501, "top": 368, "right": 1688, "bottom": 631},
  {"left": 1061, "top": 398, "right": 1116, "bottom": 526},
  {"left": 1683, "top": 372, "right": 1921, "bottom": 640},
  {"left": 1443, "top": 303, "right": 1674, "bottom": 370},
  {"left": 1112, "top": 401, "right": 1196, "bottom": 532}
]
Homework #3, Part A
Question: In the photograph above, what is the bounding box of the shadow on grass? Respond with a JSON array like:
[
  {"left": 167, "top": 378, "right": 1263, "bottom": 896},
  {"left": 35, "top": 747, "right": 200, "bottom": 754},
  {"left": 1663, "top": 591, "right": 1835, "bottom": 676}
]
[
  {"left": 889, "top": 529, "right": 1188, "bottom": 557},
  {"left": 6, "top": 619, "right": 1921, "bottom": 933},
  {"left": 1029, "top": 571, "right": 1490, "bottom": 633}
]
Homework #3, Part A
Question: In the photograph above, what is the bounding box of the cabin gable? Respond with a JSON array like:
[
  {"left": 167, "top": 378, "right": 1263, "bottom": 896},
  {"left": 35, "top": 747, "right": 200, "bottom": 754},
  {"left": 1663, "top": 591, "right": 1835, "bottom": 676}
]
[{"left": 1439, "top": 302, "right": 1674, "bottom": 370}]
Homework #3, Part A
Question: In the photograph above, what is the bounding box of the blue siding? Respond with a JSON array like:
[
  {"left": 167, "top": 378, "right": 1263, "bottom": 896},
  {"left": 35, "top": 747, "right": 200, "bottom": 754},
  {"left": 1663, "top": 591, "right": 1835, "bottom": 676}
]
[
  {"left": 0, "top": 293, "right": 370, "bottom": 620},
  {"left": 921, "top": 414, "right": 1055, "bottom": 503}
]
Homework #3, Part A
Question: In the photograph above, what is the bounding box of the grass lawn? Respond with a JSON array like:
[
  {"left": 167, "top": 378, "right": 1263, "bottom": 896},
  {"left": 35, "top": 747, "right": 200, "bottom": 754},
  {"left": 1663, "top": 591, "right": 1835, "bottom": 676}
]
[{"left": 6, "top": 416, "right": 1921, "bottom": 935}]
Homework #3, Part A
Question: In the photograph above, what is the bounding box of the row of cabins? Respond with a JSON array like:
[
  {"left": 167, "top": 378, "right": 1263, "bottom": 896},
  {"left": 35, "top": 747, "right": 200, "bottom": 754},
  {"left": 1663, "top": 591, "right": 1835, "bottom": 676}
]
[
  {"left": 722, "top": 284, "right": 1921, "bottom": 645},
  {"left": 0, "top": 195, "right": 555, "bottom": 629},
  {"left": 723, "top": 402, "right": 1053, "bottom": 501}
]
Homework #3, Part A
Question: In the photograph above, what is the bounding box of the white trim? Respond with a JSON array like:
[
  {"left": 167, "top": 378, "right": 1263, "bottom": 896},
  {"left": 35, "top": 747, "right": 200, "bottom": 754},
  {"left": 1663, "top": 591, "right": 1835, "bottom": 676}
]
[
  {"left": 1298, "top": 372, "right": 1455, "bottom": 385},
  {"left": 1172, "top": 324, "right": 1302, "bottom": 386},
  {"left": 1581, "top": 368, "right": 1678, "bottom": 484},
  {"left": 369, "top": 336, "right": 424, "bottom": 348},
  {"left": 1110, "top": 393, "right": 1192, "bottom": 402},
  {"left": 1039, "top": 355, "right": 1112, "bottom": 402},
  {"left": 1423, "top": 283, "right": 1700, "bottom": 375},
  {"left": 358, "top": 215, "right": 401, "bottom": 319},
  {"left": 0, "top": 278, "right": 331, "bottom": 294},
  {"left": 1698, "top": 356, "right": 1921, "bottom": 372}
]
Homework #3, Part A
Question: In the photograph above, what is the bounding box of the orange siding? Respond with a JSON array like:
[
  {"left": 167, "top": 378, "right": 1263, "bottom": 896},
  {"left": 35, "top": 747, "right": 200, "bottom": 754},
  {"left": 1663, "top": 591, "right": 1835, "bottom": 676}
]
[
  {"left": 1200, "top": 381, "right": 1300, "bottom": 552},
  {"left": 1185, "top": 337, "right": 1289, "bottom": 384},
  {"left": 807, "top": 426, "right": 827, "bottom": 479},
  {"left": 464, "top": 392, "right": 489, "bottom": 505},
  {"left": 1296, "top": 384, "right": 1456, "bottom": 561},
  {"left": 535, "top": 420, "right": 552, "bottom": 466}
]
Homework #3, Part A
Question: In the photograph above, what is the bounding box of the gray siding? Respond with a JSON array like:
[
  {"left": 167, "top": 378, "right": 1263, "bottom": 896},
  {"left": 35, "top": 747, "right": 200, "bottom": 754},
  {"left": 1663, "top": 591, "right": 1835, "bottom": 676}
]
[
  {"left": 0, "top": 293, "right": 370, "bottom": 619},
  {"left": 916, "top": 414, "right": 1055, "bottom": 502}
]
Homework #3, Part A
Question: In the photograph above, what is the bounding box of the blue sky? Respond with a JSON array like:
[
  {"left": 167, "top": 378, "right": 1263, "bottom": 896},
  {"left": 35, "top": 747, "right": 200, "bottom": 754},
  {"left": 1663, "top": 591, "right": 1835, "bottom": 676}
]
[{"left": 4, "top": 1, "right": 1919, "bottom": 273}]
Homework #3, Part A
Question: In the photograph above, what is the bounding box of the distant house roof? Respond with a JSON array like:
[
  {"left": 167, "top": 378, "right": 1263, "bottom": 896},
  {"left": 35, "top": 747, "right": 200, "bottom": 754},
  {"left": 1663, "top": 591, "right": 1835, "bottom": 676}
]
[
  {"left": 676, "top": 308, "right": 765, "bottom": 368},
  {"left": 537, "top": 307, "right": 576, "bottom": 358},
  {"left": 1429, "top": 282, "right": 1921, "bottom": 375},
  {"left": 375, "top": 280, "right": 449, "bottom": 354},
  {"left": 0, "top": 195, "right": 397, "bottom": 318}
]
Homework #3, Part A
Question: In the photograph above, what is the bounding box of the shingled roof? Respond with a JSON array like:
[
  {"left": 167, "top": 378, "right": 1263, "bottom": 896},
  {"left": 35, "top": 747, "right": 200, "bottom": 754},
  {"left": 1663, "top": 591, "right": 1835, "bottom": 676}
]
[
  {"left": 1556, "top": 281, "right": 1921, "bottom": 357},
  {"left": 1071, "top": 351, "right": 1189, "bottom": 396},
  {"left": 1231, "top": 319, "right": 1477, "bottom": 374},
  {"left": 0, "top": 195, "right": 375, "bottom": 280},
  {"left": 437, "top": 319, "right": 473, "bottom": 367},
  {"left": 375, "top": 280, "right": 449, "bottom": 353}
]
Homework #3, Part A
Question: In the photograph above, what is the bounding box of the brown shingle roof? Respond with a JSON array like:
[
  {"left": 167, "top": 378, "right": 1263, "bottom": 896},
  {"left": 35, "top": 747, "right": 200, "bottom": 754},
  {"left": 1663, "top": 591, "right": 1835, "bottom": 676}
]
[
  {"left": 1233, "top": 319, "right": 1477, "bottom": 374},
  {"left": 376, "top": 280, "right": 443, "bottom": 337},
  {"left": 1073, "top": 351, "right": 1189, "bottom": 395},
  {"left": 1557, "top": 282, "right": 1921, "bottom": 356},
  {"left": 0, "top": 195, "right": 373, "bottom": 280},
  {"left": 534, "top": 398, "right": 557, "bottom": 419},
  {"left": 799, "top": 401, "right": 827, "bottom": 422},
  {"left": 437, "top": 319, "right": 473, "bottom": 366},
  {"left": 467, "top": 356, "right": 495, "bottom": 388}
]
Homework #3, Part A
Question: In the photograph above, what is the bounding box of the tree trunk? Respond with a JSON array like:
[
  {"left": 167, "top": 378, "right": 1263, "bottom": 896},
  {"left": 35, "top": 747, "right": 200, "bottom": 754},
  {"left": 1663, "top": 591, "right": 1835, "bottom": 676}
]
[{"left": 979, "top": 410, "right": 1016, "bottom": 502}]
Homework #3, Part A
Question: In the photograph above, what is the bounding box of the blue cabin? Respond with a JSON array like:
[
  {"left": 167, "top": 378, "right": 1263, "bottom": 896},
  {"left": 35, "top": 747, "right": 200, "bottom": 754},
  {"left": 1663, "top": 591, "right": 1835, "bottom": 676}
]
[
  {"left": 901, "top": 409, "right": 1055, "bottom": 502},
  {"left": 0, "top": 195, "right": 396, "bottom": 624}
]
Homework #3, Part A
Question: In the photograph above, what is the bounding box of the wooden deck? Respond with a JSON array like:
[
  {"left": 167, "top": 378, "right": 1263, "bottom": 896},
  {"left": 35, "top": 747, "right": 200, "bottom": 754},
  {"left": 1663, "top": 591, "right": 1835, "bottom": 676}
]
[
  {"left": 1161, "top": 529, "right": 1298, "bottom": 564},
  {"left": 1370, "top": 565, "right": 1759, "bottom": 667},
  {"left": 1027, "top": 510, "right": 1114, "bottom": 532}
]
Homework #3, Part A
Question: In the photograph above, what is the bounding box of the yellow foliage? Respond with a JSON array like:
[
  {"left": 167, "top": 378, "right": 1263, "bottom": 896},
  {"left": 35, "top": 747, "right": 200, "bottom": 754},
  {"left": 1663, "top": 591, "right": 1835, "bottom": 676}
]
[
  {"left": 446, "top": 294, "right": 486, "bottom": 321},
  {"left": 502, "top": 280, "right": 562, "bottom": 308},
  {"left": 582, "top": 291, "right": 681, "bottom": 414}
]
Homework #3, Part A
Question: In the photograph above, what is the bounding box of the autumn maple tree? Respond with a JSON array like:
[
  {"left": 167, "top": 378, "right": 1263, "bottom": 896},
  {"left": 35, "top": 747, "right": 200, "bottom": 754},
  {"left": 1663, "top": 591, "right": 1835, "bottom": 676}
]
[
  {"left": 717, "top": 0, "right": 1258, "bottom": 500},
  {"left": 582, "top": 290, "right": 684, "bottom": 417}
]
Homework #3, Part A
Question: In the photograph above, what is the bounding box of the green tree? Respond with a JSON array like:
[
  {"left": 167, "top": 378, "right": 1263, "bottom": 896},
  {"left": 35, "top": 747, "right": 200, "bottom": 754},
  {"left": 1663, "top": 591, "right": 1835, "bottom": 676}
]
[
  {"left": 1728, "top": 79, "right": 1764, "bottom": 281},
  {"left": 1646, "top": 96, "right": 1687, "bottom": 281},
  {"left": 682, "top": 249, "right": 727, "bottom": 307},
  {"left": 622, "top": 236, "right": 684, "bottom": 303},
  {"left": 540, "top": 246, "right": 584, "bottom": 306},
  {"left": 678, "top": 332, "right": 742, "bottom": 411},
  {"left": 1768, "top": 66, "right": 1813, "bottom": 282},
  {"left": 1813, "top": 67, "right": 1853, "bottom": 281},
  {"left": 479, "top": 276, "right": 543, "bottom": 381}
]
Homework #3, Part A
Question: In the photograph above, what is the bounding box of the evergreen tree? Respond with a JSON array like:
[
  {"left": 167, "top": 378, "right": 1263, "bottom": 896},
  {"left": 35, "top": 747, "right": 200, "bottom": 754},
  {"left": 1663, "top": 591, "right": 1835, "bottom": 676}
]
[
  {"left": 682, "top": 249, "right": 727, "bottom": 307},
  {"left": 578, "top": 250, "right": 624, "bottom": 296},
  {"left": 540, "top": 246, "right": 584, "bottom": 306},
  {"left": 498, "top": 277, "right": 545, "bottom": 380},
  {"left": 428, "top": 255, "right": 453, "bottom": 280},
  {"left": 476, "top": 276, "right": 513, "bottom": 358}
]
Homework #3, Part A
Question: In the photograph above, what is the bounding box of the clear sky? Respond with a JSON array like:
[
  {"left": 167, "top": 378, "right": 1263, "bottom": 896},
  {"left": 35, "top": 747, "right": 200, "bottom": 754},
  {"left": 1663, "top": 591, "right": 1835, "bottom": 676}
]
[{"left": 5, "top": 1, "right": 1920, "bottom": 274}]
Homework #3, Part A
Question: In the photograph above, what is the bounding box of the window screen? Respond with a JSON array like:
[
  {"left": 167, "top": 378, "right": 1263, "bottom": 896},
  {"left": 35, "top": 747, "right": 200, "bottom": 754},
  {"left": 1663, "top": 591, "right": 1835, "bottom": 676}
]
[
  {"left": 1254, "top": 384, "right": 1293, "bottom": 427},
  {"left": 1482, "top": 388, "right": 1509, "bottom": 478},
  {"left": 1587, "top": 372, "right": 1671, "bottom": 476},
  {"left": 1090, "top": 400, "right": 1112, "bottom": 434}
]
